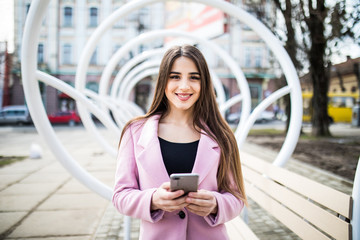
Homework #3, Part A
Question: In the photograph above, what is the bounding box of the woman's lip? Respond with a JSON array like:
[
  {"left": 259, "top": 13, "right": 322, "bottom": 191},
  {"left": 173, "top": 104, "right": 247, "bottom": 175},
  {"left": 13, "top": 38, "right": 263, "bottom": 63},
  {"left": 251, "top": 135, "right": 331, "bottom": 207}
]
[{"left": 176, "top": 93, "right": 192, "bottom": 101}]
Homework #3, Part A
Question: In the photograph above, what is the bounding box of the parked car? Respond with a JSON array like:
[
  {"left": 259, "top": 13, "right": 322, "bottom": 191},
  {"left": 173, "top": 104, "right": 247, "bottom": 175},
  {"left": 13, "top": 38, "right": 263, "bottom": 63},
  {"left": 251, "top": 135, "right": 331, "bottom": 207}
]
[
  {"left": 48, "top": 111, "right": 81, "bottom": 126},
  {"left": 226, "top": 112, "right": 241, "bottom": 124},
  {"left": 226, "top": 110, "right": 275, "bottom": 124},
  {"left": 255, "top": 110, "right": 275, "bottom": 123},
  {"left": 0, "top": 105, "right": 32, "bottom": 125}
]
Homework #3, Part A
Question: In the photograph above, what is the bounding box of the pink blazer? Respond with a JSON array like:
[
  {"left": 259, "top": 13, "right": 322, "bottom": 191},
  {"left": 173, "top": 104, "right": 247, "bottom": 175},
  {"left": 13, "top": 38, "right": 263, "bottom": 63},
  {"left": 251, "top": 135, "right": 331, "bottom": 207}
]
[{"left": 112, "top": 115, "right": 244, "bottom": 240}]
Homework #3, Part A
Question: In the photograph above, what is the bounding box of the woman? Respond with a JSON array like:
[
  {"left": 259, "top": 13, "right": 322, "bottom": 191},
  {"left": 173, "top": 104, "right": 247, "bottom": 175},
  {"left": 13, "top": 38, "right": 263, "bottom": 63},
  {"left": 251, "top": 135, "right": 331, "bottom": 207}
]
[{"left": 112, "top": 45, "right": 247, "bottom": 240}]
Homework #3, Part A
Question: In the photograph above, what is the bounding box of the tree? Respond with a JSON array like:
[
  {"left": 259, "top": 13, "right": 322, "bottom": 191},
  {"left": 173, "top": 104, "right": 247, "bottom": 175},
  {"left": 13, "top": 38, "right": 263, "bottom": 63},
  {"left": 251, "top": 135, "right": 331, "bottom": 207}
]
[
  {"left": 272, "top": 0, "right": 358, "bottom": 136},
  {"left": 239, "top": 0, "right": 300, "bottom": 131},
  {"left": 273, "top": 0, "right": 302, "bottom": 132},
  {"left": 300, "top": 0, "right": 359, "bottom": 135},
  {"left": 238, "top": 0, "right": 359, "bottom": 136},
  {"left": 300, "top": 0, "right": 331, "bottom": 136}
]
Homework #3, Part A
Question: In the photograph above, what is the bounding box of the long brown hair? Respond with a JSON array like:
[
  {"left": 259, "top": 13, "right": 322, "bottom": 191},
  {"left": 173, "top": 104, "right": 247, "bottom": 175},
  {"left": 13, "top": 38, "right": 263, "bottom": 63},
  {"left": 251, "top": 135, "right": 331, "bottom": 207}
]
[{"left": 120, "top": 45, "right": 247, "bottom": 204}]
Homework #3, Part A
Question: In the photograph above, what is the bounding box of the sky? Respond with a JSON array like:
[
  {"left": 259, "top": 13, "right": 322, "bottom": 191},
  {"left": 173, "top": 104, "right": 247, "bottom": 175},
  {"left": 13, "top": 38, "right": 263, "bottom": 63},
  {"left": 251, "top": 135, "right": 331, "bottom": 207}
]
[{"left": 0, "top": 0, "right": 14, "bottom": 53}]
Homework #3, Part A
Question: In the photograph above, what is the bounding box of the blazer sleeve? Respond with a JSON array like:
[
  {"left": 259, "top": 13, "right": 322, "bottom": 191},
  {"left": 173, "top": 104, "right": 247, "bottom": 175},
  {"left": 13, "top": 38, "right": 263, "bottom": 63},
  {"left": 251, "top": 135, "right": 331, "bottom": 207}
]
[
  {"left": 112, "top": 124, "right": 164, "bottom": 223},
  {"left": 204, "top": 190, "right": 244, "bottom": 226},
  {"left": 204, "top": 171, "right": 245, "bottom": 226}
]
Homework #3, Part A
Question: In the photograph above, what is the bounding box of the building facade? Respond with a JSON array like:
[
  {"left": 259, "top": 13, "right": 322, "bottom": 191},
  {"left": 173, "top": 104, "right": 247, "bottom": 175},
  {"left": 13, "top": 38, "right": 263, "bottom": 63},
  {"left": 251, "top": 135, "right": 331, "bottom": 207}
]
[
  {"left": 301, "top": 57, "right": 360, "bottom": 95},
  {"left": 12, "top": 0, "right": 280, "bottom": 116},
  {"left": 13, "top": 0, "right": 164, "bottom": 114}
]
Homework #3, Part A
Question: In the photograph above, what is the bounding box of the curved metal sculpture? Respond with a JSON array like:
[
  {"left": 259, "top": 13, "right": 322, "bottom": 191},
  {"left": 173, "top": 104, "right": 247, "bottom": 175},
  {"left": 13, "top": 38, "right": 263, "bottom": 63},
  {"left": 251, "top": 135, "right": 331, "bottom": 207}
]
[
  {"left": 22, "top": 0, "right": 303, "bottom": 200},
  {"left": 29, "top": 0, "right": 360, "bottom": 239},
  {"left": 20, "top": 1, "right": 327, "bottom": 238}
]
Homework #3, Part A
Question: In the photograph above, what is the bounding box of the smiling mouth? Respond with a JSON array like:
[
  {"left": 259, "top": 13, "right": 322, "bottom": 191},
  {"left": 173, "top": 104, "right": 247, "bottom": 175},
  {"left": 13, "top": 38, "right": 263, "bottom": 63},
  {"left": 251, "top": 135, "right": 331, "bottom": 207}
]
[{"left": 176, "top": 93, "right": 192, "bottom": 101}]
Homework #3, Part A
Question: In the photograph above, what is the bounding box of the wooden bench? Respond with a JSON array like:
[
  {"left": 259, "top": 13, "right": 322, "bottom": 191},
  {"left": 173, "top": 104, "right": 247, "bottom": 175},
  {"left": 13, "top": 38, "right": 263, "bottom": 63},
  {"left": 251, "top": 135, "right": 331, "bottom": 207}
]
[{"left": 225, "top": 152, "right": 359, "bottom": 240}]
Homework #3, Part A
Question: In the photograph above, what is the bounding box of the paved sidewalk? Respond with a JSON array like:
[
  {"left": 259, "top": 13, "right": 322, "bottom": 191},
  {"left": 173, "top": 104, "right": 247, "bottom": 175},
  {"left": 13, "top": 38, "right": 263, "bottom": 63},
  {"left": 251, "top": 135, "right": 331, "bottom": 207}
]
[
  {"left": 0, "top": 125, "right": 356, "bottom": 239},
  {"left": 0, "top": 126, "right": 117, "bottom": 240}
]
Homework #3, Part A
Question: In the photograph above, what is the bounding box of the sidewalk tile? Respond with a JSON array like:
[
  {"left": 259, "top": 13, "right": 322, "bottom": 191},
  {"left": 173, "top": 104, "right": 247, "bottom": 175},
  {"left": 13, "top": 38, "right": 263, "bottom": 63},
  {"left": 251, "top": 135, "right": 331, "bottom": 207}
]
[
  {"left": 0, "top": 174, "right": 29, "bottom": 190},
  {"left": 89, "top": 172, "right": 115, "bottom": 187},
  {"left": 8, "top": 209, "right": 104, "bottom": 238},
  {"left": 0, "top": 159, "right": 50, "bottom": 174},
  {"left": 56, "top": 179, "right": 95, "bottom": 194},
  {"left": 37, "top": 193, "right": 108, "bottom": 210},
  {"left": 5, "top": 237, "right": 90, "bottom": 240},
  {"left": 0, "top": 211, "right": 28, "bottom": 234},
  {"left": 0, "top": 182, "right": 63, "bottom": 196},
  {"left": 36, "top": 162, "right": 74, "bottom": 174},
  {"left": 20, "top": 173, "right": 70, "bottom": 184},
  {"left": 0, "top": 194, "right": 48, "bottom": 211}
]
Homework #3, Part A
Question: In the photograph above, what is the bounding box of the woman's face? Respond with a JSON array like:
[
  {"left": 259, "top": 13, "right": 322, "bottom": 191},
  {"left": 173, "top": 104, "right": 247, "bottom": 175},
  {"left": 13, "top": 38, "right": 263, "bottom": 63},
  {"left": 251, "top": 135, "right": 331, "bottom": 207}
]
[{"left": 165, "top": 56, "right": 201, "bottom": 113}]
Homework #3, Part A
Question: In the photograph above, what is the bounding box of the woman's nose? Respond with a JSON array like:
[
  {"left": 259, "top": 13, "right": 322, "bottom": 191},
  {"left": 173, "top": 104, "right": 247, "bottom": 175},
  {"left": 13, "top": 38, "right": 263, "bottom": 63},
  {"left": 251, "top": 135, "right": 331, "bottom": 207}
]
[{"left": 179, "top": 79, "right": 190, "bottom": 90}]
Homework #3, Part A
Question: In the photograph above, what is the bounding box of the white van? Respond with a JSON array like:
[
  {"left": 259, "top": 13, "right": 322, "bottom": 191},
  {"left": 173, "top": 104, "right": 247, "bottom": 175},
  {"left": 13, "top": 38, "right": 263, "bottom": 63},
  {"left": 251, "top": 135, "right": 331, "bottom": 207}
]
[{"left": 0, "top": 105, "right": 32, "bottom": 125}]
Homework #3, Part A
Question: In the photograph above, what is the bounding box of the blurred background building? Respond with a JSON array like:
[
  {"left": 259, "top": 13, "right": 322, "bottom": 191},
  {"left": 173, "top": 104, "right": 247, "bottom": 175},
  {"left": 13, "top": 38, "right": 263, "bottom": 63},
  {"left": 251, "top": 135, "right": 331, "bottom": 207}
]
[
  {"left": 0, "top": 41, "right": 11, "bottom": 109},
  {"left": 4, "top": 0, "right": 291, "bottom": 118},
  {"left": 11, "top": 0, "right": 165, "bottom": 114}
]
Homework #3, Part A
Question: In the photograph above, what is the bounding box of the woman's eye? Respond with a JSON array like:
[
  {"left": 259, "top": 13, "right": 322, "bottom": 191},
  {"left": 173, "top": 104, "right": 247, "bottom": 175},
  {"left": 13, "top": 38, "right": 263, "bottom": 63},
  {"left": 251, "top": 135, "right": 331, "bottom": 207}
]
[
  {"left": 190, "top": 76, "right": 200, "bottom": 80},
  {"left": 169, "top": 75, "right": 180, "bottom": 79}
]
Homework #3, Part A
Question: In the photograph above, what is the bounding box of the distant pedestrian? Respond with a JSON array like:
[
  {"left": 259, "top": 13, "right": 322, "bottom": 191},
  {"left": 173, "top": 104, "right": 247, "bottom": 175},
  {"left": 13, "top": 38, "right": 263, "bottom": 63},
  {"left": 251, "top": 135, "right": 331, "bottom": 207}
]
[
  {"left": 273, "top": 104, "right": 279, "bottom": 119},
  {"left": 112, "top": 45, "right": 247, "bottom": 240}
]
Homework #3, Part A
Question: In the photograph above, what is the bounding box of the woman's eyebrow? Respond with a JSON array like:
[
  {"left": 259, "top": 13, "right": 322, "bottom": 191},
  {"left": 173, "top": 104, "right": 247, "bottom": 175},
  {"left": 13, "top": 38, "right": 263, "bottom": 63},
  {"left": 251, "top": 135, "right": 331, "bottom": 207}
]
[{"left": 169, "top": 71, "right": 200, "bottom": 75}]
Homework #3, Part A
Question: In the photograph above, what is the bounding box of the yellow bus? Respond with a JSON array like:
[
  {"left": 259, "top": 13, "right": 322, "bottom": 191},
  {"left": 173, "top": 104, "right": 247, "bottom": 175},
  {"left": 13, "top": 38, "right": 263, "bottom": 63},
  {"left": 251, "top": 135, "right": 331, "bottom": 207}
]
[{"left": 302, "top": 92, "right": 359, "bottom": 123}]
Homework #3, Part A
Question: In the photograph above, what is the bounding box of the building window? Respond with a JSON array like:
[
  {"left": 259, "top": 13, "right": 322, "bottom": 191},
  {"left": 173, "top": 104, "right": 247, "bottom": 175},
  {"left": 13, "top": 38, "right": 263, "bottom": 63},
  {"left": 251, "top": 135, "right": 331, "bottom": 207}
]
[
  {"left": 250, "top": 84, "right": 261, "bottom": 109},
  {"left": 255, "top": 48, "right": 262, "bottom": 68},
  {"left": 115, "top": 18, "right": 126, "bottom": 28},
  {"left": 245, "top": 48, "right": 252, "bottom": 68},
  {"left": 38, "top": 43, "right": 44, "bottom": 63},
  {"left": 86, "top": 82, "right": 99, "bottom": 93},
  {"left": 63, "top": 44, "right": 72, "bottom": 65},
  {"left": 64, "top": 7, "right": 73, "bottom": 27},
  {"left": 90, "top": 49, "right": 97, "bottom": 65},
  {"left": 89, "top": 7, "right": 98, "bottom": 27}
]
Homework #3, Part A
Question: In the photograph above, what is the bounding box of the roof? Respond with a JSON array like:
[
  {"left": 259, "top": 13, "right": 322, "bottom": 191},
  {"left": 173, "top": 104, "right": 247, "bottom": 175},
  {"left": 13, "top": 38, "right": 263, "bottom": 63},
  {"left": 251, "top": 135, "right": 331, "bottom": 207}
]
[{"left": 300, "top": 57, "right": 360, "bottom": 84}]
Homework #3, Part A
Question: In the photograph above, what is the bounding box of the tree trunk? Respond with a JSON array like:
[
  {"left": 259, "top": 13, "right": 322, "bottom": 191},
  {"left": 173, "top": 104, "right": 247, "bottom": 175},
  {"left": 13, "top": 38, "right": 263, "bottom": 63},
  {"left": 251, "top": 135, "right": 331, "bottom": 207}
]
[
  {"left": 283, "top": 0, "right": 297, "bottom": 132},
  {"left": 274, "top": 0, "right": 301, "bottom": 132},
  {"left": 308, "top": 0, "right": 331, "bottom": 136}
]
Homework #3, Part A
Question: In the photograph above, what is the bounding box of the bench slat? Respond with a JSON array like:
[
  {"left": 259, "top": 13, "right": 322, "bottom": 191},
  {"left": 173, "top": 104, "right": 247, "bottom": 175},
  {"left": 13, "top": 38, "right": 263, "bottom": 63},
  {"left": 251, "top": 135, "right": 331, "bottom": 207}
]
[
  {"left": 241, "top": 152, "right": 352, "bottom": 218},
  {"left": 225, "top": 216, "right": 259, "bottom": 240},
  {"left": 245, "top": 181, "right": 331, "bottom": 240},
  {"left": 243, "top": 166, "right": 351, "bottom": 240}
]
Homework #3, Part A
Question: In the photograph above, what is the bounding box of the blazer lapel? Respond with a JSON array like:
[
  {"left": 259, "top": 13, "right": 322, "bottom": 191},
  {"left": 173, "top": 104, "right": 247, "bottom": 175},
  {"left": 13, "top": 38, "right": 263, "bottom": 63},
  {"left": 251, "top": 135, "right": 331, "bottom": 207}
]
[
  {"left": 136, "top": 115, "right": 170, "bottom": 187},
  {"left": 192, "top": 130, "right": 220, "bottom": 185},
  {"left": 136, "top": 116, "right": 220, "bottom": 187}
]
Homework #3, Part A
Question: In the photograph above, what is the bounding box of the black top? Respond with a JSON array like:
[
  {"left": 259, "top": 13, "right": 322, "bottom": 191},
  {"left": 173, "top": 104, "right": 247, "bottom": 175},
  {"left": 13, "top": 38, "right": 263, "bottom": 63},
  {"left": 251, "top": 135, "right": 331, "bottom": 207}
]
[{"left": 158, "top": 137, "right": 199, "bottom": 176}]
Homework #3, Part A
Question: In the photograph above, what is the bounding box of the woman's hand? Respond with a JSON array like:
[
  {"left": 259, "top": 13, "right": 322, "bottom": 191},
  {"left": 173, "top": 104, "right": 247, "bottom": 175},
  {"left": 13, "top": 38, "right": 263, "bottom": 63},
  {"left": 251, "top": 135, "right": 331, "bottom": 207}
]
[
  {"left": 151, "top": 182, "right": 188, "bottom": 212},
  {"left": 185, "top": 189, "right": 218, "bottom": 217}
]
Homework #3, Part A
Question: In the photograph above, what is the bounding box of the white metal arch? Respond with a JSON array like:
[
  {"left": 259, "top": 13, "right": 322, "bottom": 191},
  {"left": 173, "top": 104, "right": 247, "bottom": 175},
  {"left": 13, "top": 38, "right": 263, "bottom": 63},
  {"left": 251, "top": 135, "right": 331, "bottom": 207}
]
[
  {"left": 74, "top": 0, "right": 301, "bottom": 167},
  {"left": 22, "top": 0, "right": 303, "bottom": 210},
  {"left": 115, "top": 55, "right": 227, "bottom": 108},
  {"left": 79, "top": 28, "right": 251, "bottom": 134},
  {"left": 84, "top": 89, "right": 139, "bottom": 129},
  {"left": 99, "top": 30, "right": 245, "bottom": 121},
  {"left": 22, "top": 0, "right": 302, "bottom": 200},
  {"left": 110, "top": 48, "right": 165, "bottom": 99},
  {"left": 21, "top": 1, "right": 360, "bottom": 240},
  {"left": 112, "top": 48, "right": 228, "bottom": 110}
]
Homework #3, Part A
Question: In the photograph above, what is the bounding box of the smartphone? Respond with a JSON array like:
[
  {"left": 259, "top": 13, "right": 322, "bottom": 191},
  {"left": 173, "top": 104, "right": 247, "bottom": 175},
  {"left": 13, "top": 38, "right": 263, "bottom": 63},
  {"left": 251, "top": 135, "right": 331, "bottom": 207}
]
[{"left": 170, "top": 173, "right": 199, "bottom": 194}]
